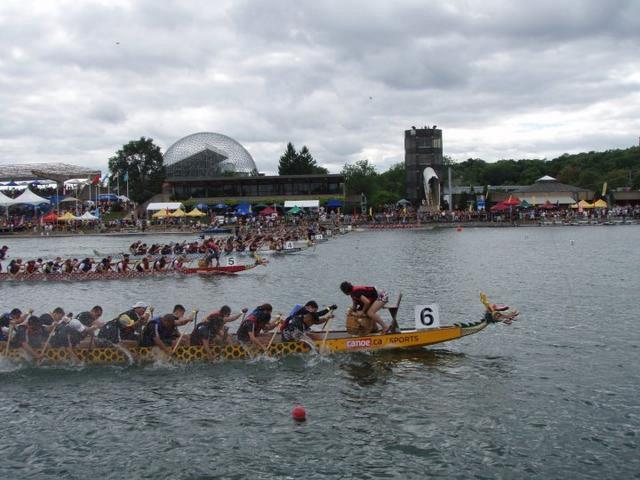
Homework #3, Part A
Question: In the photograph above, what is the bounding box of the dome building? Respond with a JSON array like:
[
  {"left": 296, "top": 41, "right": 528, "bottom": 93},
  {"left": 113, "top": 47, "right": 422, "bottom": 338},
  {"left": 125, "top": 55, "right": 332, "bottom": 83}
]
[
  {"left": 162, "top": 132, "right": 345, "bottom": 203},
  {"left": 164, "top": 132, "right": 257, "bottom": 178}
]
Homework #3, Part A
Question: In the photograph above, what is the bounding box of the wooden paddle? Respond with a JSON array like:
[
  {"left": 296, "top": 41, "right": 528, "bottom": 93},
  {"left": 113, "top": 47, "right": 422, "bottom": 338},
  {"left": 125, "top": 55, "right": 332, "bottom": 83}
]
[
  {"left": 264, "top": 315, "right": 283, "bottom": 355},
  {"left": 38, "top": 313, "right": 71, "bottom": 365},
  {"left": 171, "top": 310, "right": 198, "bottom": 356},
  {"left": 319, "top": 314, "right": 335, "bottom": 354}
]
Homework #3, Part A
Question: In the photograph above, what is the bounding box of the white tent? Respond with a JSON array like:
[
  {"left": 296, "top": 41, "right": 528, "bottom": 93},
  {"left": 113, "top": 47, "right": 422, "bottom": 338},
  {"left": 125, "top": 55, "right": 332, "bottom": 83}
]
[
  {"left": 0, "top": 191, "right": 15, "bottom": 207},
  {"left": 10, "top": 189, "right": 50, "bottom": 205},
  {"left": 147, "top": 202, "right": 183, "bottom": 211},
  {"left": 79, "top": 211, "right": 99, "bottom": 221},
  {"left": 284, "top": 200, "right": 320, "bottom": 209}
]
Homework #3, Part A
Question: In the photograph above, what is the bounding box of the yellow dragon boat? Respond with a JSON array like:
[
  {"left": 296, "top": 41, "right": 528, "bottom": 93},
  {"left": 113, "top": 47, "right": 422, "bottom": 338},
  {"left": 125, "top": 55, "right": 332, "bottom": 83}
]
[{"left": 0, "top": 294, "right": 519, "bottom": 366}]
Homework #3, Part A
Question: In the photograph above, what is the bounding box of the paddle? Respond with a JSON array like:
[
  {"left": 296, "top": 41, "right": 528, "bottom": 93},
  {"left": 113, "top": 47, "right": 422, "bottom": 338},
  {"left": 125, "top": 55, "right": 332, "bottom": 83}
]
[
  {"left": 319, "top": 311, "right": 335, "bottom": 354},
  {"left": 171, "top": 310, "right": 198, "bottom": 356},
  {"left": 38, "top": 312, "right": 72, "bottom": 365},
  {"left": 264, "top": 315, "right": 283, "bottom": 355}
]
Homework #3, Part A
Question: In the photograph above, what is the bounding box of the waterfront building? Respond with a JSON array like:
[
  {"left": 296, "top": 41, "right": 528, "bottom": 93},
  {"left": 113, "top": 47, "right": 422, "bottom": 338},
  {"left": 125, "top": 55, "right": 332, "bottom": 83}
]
[
  {"left": 162, "top": 132, "right": 344, "bottom": 203},
  {"left": 404, "top": 126, "right": 443, "bottom": 208}
]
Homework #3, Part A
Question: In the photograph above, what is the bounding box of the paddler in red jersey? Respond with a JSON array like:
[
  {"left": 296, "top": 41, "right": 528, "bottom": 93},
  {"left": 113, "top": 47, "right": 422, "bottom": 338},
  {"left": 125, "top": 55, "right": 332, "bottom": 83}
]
[{"left": 340, "top": 281, "right": 390, "bottom": 334}]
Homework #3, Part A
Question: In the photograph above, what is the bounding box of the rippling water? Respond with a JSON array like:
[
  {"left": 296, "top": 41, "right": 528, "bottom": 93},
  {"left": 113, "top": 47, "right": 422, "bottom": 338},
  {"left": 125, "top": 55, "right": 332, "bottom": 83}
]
[{"left": 1, "top": 226, "right": 639, "bottom": 479}]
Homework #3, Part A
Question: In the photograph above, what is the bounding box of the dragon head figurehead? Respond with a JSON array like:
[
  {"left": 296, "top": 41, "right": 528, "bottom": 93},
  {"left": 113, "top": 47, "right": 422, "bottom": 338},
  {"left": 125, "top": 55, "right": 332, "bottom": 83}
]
[{"left": 480, "top": 292, "right": 520, "bottom": 324}]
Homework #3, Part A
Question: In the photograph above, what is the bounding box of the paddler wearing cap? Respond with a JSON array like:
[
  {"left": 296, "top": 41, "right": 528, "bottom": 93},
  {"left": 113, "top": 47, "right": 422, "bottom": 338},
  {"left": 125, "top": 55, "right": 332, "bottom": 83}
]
[{"left": 97, "top": 301, "right": 150, "bottom": 347}]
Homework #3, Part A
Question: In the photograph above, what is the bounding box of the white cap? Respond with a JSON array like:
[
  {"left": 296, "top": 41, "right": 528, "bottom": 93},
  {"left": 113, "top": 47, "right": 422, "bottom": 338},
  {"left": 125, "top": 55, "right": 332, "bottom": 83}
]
[{"left": 132, "top": 301, "right": 148, "bottom": 309}]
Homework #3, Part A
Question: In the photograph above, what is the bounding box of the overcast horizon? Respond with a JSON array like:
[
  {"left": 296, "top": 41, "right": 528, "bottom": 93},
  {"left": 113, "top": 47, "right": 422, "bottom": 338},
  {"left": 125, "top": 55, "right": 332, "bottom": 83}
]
[{"left": 0, "top": 0, "right": 639, "bottom": 175}]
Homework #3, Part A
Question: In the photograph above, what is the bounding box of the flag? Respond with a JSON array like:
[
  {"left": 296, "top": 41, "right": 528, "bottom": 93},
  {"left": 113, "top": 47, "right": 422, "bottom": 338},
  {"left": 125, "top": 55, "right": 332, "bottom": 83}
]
[
  {"left": 123, "top": 171, "right": 129, "bottom": 182},
  {"left": 90, "top": 174, "right": 101, "bottom": 185}
]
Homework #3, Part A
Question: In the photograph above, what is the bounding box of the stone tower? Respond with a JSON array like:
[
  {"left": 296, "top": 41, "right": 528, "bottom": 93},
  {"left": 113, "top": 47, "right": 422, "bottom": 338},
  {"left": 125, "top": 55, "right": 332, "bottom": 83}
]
[{"left": 404, "top": 126, "right": 443, "bottom": 206}]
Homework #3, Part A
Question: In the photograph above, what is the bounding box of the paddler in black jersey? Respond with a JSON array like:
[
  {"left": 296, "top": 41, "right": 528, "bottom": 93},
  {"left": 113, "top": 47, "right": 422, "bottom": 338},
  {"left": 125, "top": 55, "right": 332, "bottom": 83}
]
[
  {"left": 236, "top": 304, "right": 278, "bottom": 352},
  {"left": 0, "top": 245, "right": 8, "bottom": 260},
  {"left": 10, "top": 315, "right": 47, "bottom": 361},
  {"left": 191, "top": 306, "right": 247, "bottom": 353},
  {"left": 40, "top": 307, "right": 66, "bottom": 331},
  {"left": 139, "top": 314, "right": 177, "bottom": 355},
  {"left": 281, "top": 301, "right": 337, "bottom": 342},
  {"left": 0, "top": 308, "right": 28, "bottom": 341}
]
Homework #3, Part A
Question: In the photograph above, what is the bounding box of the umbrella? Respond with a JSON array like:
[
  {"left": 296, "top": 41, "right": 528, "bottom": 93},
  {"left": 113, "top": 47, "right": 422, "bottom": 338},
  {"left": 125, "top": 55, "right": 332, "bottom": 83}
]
[
  {"left": 519, "top": 199, "right": 531, "bottom": 209},
  {"left": 325, "top": 199, "right": 343, "bottom": 208},
  {"left": 253, "top": 203, "right": 268, "bottom": 210},
  {"left": 79, "top": 211, "right": 99, "bottom": 221},
  {"left": 540, "top": 200, "right": 557, "bottom": 210},
  {"left": 97, "top": 194, "right": 119, "bottom": 202},
  {"left": 170, "top": 208, "right": 186, "bottom": 218},
  {"left": 186, "top": 208, "right": 206, "bottom": 217},
  {"left": 152, "top": 209, "right": 169, "bottom": 218},
  {"left": 490, "top": 202, "right": 509, "bottom": 212},
  {"left": 42, "top": 212, "right": 58, "bottom": 223},
  {"left": 58, "top": 211, "right": 78, "bottom": 222},
  {"left": 60, "top": 196, "right": 79, "bottom": 203},
  {"left": 502, "top": 196, "right": 521, "bottom": 207},
  {"left": 214, "top": 203, "right": 228, "bottom": 210},
  {"left": 195, "top": 203, "right": 209, "bottom": 211},
  {"left": 396, "top": 199, "right": 411, "bottom": 205},
  {"left": 258, "top": 206, "right": 278, "bottom": 216}
]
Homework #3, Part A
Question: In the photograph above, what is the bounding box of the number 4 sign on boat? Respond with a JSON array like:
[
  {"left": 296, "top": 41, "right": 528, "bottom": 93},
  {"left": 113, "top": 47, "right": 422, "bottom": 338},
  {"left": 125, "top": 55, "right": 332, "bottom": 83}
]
[{"left": 415, "top": 304, "right": 440, "bottom": 329}]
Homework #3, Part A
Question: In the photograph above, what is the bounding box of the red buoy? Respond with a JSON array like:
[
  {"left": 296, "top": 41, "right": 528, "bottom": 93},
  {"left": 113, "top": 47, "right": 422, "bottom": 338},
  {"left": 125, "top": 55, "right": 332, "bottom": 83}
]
[
  {"left": 456, "top": 227, "right": 463, "bottom": 232},
  {"left": 292, "top": 405, "right": 306, "bottom": 422}
]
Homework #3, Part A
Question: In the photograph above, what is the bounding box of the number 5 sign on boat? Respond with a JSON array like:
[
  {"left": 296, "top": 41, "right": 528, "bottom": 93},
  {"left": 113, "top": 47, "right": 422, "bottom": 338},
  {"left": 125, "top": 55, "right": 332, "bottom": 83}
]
[{"left": 415, "top": 304, "right": 440, "bottom": 329}]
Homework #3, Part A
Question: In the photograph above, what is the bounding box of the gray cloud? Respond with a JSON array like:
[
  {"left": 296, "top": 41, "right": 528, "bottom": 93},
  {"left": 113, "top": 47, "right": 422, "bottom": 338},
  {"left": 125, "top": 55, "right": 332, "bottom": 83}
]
[{"left": 0, "top": 0, "right": 638, "bottom": 175}]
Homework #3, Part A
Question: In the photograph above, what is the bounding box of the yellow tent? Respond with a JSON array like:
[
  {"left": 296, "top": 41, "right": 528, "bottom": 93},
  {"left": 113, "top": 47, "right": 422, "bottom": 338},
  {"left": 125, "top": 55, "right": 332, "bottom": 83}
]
[
  {"left": 578, "top": 199, "right": 594, "bottom": 209},
  {"left": 593, "top": 199, "right": 608, "bottom": 208},
  {"left": 152, "top": 209, "right": 169, "bottom": 219},
  {"left": 170, "top": 208, "right": 186, "bottom": 218},
  {"left": 186, "top": 208, "right": 206, "bottom": 217},
  {"left": 58, "top": 211, "right": 78, "bottom": 221},
  {"left": 570, "top": 203, "right": 579, "bottom": 209}
]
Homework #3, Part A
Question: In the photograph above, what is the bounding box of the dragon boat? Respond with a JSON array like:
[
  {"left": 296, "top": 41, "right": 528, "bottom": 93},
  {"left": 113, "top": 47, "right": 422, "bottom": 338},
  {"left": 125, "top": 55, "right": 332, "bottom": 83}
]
[
  {"left": 0, "top": 294, "right": 520, "bottom": 365},
  {"left": 0, "top": 261, "right": 264, "bottom": 283}
]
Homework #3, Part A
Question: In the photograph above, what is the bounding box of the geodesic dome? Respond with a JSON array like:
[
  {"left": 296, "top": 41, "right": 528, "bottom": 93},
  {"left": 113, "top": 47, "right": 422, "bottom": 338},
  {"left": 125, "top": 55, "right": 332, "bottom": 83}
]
[{"left": 164, "top": 132, "right": 257, "bottom": 178}]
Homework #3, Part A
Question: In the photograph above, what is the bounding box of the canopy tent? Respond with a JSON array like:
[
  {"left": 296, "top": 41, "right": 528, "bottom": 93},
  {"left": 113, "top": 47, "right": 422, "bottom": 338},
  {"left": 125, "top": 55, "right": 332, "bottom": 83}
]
[
  {"left": 170, "top": 208, "right": 186, "bottom": 218},
  {"left": 79, "top": 211, "right": 99, "bottom": 221},
  {"left": 258, "top": 206, "right": 278, "bottom": 216},
  {"left": 235, "top": 203, "right": 252, "bottom": 215},
  {"left": 502, "top": 196, "right": 521, "bottom": 207},
  {"left": 42, "top": 212, "right": 58, "bottom": 223},
  {"left": 490, "top": 202, "right": 510, "bottom": 212},
  {"left": 593, "top": 199, "right": 608, "bottom": 208},
  {"left": 147, "top": 202, "right": 183, "bottom": 211},
  {"left": 97, "top": 194, "right": 119, "bottom": 202},
  {"left": 152, "top": 209, "right": 169, "bottom": 219},
  {"left": 186, "top": 208, "right": 206, "bottom": 217},
  {"left": 519, "top": 199, "right": 531, "bottom": 209},
  {"left": 58, "top": 211, "right": 78, "bottom": 221},
  {"left": 11, "top": 189, "right": 50, "bottom": 206},
  {"left": 539, "top": 200, "right": 557, "bottom": 210},
  {"left": 572, "top": 200, "right": 594, "bottom": 209},
  {"left": 325, "top": 199, "right": 343, "bottom": 208},
  {"left": 0, "top": 191, "right": 15, "bottom": 207},
  {"left": 286, "top": 206, "right": 302, "bottom": 215},
  {"left": 118, "top": 195, "right": 131, "bottom": 202},
  {"left": 284, "top": 200, "right": 319, "bottom": 209},
  {"left": 396, "top": 199, "right": 411, "bottom": 206}
]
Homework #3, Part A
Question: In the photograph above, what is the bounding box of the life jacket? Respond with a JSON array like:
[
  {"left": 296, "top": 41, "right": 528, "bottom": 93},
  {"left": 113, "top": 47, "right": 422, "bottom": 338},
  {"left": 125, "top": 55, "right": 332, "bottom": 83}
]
[
  {"left": 236, "top": 309, "right": 270, "bottom": 342},
  {"left": 280, "top": 304, "right": 303, "bottom": 331},
  {"left": 26, "top": 262, "right": 37, "bottom": 274},
  {"left": 351, "top": 286, "right": 378, "bottom": 309}
]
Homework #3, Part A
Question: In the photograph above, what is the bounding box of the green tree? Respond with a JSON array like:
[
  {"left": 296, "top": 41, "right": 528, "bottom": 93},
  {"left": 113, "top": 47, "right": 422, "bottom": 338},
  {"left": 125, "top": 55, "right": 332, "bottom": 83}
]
[
  {"left": 108, "top": 137, "right": 165, "bottom": 204},
  {"left": 278, "top": 143, "right": 327, "bottom": 175},
  {"left": 341, "top": 159, "right": 378, "bottom": 197}
]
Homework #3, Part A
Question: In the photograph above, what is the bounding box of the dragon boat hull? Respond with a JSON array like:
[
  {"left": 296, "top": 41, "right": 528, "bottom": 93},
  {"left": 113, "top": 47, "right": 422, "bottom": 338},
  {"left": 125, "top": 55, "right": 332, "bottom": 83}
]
[
  {"left": 0, "top": 263, "right": 258, "bottom": 283},
  {"left": 0, "top": 321, "right": 490, "bottom": 365}
]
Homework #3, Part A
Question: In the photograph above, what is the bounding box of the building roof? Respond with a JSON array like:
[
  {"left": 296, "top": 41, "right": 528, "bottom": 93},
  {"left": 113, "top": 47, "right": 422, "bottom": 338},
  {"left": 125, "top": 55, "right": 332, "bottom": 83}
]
[
  {"left": 0, "top": 163, "right": 101, "bottom": 182},
  {"left": 514, "top": 178, "right": 589, "bottom": 194}
]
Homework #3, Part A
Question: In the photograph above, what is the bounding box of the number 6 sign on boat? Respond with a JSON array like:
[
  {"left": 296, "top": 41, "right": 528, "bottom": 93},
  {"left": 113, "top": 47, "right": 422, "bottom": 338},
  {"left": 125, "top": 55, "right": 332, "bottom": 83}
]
[{"left": 415, "top": 304, "right": 440, "bottom": 329}]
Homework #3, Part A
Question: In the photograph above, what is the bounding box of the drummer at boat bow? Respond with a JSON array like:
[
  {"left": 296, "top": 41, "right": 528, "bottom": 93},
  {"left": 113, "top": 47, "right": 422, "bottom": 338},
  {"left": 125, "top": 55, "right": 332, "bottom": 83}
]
[
  {"left": 281, "top": 301, "right": 336, "bottom": 342},
  {"left": 236, "top": 304, "right": 278, "bottom": 351},
  {"left": 340, "top": 282, "right": 390, "bottom": 333}
]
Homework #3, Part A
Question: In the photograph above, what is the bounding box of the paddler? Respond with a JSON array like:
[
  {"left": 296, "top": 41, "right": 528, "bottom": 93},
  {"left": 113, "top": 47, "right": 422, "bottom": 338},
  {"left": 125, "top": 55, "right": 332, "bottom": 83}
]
[
  {"left": 0, "top": 245, "right": 8, "bottom": 260},
  {"left": 139, "top": 313, "right": 178, "bottom": 355},
  {"left": 76, "top": 305, "right": 104, "bottom": 329},
  {"left": 281, "top": 301, "right": 337, "bottom": 342},
  {"left": 95, "top": 256, "right": 113, "bottom": 273},
  {"left": 39, "top": 307, "right": 66, "bottom": 331},
  {"left": 152, "top": 255, "right": 167, "bottom": 271},
  {"left": 235, "top": 304, "right": 278, "bottom": 351},
  {"left": 77, "top": 257, "right": 94, "bottom": 273},
  {"left": 116, "top": 255, "right": 131, "bottom": 272},
  {"left": 339, "top": 281, "right": 390, "bottom": 333},
  {"left": 135, "top": 255, "right": 152, "bottom": 272},
  {"left": 50, "top": 312, "right": 99, "bottom": 361},
  {"left": 10, "top": 315, "right": 48, "bottom": 361},
  {"left": 0, "top": 308, "right": 28, "bottom": 341},
  {"left": 97, "top": 301, "right": 151, "bottom": 346},
  {"left": 191, "top": 306, "right": 247, "bottom": 348}
]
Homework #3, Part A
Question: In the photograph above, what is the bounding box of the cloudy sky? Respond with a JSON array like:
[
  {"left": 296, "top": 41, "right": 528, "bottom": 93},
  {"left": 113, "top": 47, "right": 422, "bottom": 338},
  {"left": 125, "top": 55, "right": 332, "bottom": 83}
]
[{"left": 1, "top": 0, "right": 639, "bottom": 175}]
